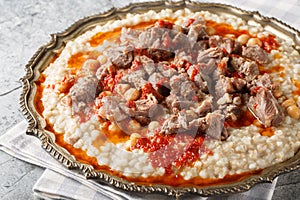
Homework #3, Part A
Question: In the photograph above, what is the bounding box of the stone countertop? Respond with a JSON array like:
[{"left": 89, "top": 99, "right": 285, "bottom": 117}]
[{"left": 0, "top": 0, "right": 299, "bottom": 199}]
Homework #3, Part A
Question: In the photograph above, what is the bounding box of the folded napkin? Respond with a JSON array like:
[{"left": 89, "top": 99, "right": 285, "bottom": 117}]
[{"left": 0, "top": 121, "right": 277, "bottom": 200}]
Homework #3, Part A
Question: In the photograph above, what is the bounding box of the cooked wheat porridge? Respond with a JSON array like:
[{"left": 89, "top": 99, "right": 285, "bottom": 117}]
[{"left": 38, "top": 9, "right": 300, "bottom": 185}]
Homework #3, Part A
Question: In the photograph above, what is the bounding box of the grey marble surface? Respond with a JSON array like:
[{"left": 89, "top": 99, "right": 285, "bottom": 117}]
[{"left": 0, "top": 0, "right": 299, "bottom": 199}]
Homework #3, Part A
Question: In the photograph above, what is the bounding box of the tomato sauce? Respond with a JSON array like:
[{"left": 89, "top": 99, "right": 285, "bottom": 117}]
[{"left": 131, "top": 134, "right": 209, "bottom": 169}]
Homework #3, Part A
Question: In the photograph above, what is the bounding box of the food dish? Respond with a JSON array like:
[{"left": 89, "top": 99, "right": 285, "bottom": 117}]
[{"left": 21, "top": 1, "right": 300, "bottom": 197}]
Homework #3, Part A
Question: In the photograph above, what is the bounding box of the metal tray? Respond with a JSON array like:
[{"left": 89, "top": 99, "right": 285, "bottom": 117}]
[{"left": 20, "top": 0, "right": 300, "bottom": 197}]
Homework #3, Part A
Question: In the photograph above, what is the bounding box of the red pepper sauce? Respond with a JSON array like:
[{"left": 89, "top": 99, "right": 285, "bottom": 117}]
[
  {"left": 131, "top": 134, "right": 210, "bottom": 170},
  {"left": 260, "top": 34, "right": 280, "bottom": 53}
]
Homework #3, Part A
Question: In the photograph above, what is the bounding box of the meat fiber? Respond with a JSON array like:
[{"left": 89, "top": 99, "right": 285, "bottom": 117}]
[
  {"left": 248, "top": 87, "right": 283, "bottom": 127},
  {"left": 242, "top": 45, "right": 269, "bottom": 64}
]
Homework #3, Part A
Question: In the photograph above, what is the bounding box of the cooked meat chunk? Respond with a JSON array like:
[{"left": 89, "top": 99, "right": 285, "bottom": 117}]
[
  {"left": 197, "top": 48, "right": 225, "bottom": 92},
  {"left": 101, "top": 96, "right": 129, "bottom": 122},
  {"left": 107, "top": 45, "right": 134, "bottom": 69},
  {"left": 161, "top": 115, "right": 182, "bottom": 134},
  {"left": 248, "top": 87, "right": 283, "bottom": 127},
  {"left": 139, "top": 27, "right": 164, "bottom": 48},
  {"left": 230, "top": 56, "right": 244, "bottom": 70},
  {"left": 180, "top": 81, "right": 199, "bottom": 100},
  {"left": 209, "top": 35, "right": 235, "bottom": 54},
  {"left": 169, "top": 74, "right": 186, "bottom": 95},
  {"left": 161, "top": 110, "right": 200, "bottom": 134},
  {"left": 217, "top": 93, "right": 233, "bottom": 105},
  {"left": 161, "top": 109, "right": 229, "bottom": 140},
  {"left": 120, "top": 27, "right": 141, "bottom": 46},
  {"left": 242, "top": 45, "right": 269, "bottom": 64},
  {"left": 157, "top": 62, "right": 177, "bottom": 78},
  {"left": 139, "top": 56, "right": 155, "bottom": 75},
  {"left": 187, "top": 65, "right": 208, "bottom": 92},
  {"left": 230, "top": 56, "right": 259, "bottom": 81},
  {"left": 70, "top": 75, "right": 99, "bottom": 115},
  {"left": 205, "top": 111, "right": 226, "bottom": 140},
  {"left": 165, "top": 94, "right": 195, "bottom": 112},
  {"left": 170, "top": 74, "right": 198, "bottom": 100},
  {"left": 115, "top": 93, "right": 159, "bottom": 126},
  {"left": 114, "top": 83, "right": 130, "bottom": 96},
  {"left": 172, "top": 32, "right": 191, "bottom": 51},
  {"left": 209, "top": 35, "right": 242, "bottom": 55},
  {"left": 172, "top": 24, "right": 186, "bottom": 34},
  {"left": 209, "top": 35, "right": 223, "bottom": 47},
  {"left": 218, "top": 57, "right": 230, "bottom": 76},
  {"left": 121, "top": 64, "right": 147, "bottom": 87},
  {"left": 193, "top": 96, "right": 213, "bottom": 116},
  {"left": 193, "top": 40, "right": 209, "bottom": 52},
  {"left": 215, "top": 75, "right": 235, "bottom": 98},
  {"left": 197, "top": 47, "right": 224, "bottom": 64},
  {"left": 240, "top": 61, "right": 259, "bottom": 79},
  {"left": 187, "top": 23, "right": 207, "bottom": 44},
  {"left": 147, "top": 48, "right": 175, "bottom": 62},
  {"left": 135, "top": 93, "right": 158, "bottom": 116},
  {"left": 148, "top": 72, "right": 164, "bottom": 89},
  {"left": 232, "top": 77, "right": 247, "bottom": 91},
  {"left": 188, "top": 117, "right": 208, "bottom": 132},
  {"left": 253, "top": 73, "right": 277, "bottom": 91},
  {"left": 133, "top": 79, "right": 148, "bottom": 90},
  {"left": 225, "top": 105, "right": 241, "bottom": 121}
]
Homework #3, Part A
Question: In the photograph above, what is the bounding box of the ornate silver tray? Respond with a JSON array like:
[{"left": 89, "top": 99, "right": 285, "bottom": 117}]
[{"left": 20, "top": 0, "right": 300, "bottom": 197}]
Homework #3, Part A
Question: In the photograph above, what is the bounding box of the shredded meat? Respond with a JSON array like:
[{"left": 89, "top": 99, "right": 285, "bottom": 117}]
[{"left": 79, "top": 18, "right": 284, "bottom": 141}]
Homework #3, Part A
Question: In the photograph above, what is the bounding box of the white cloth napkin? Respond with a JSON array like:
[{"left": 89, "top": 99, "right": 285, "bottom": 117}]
[{"left": 0, "top": 121, "right": 277, "bottom": 200}]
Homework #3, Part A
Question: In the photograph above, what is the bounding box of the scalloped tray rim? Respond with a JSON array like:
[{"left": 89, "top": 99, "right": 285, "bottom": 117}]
[{"left": 20, "top": 0, "right": 300, "bottom": 197}]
